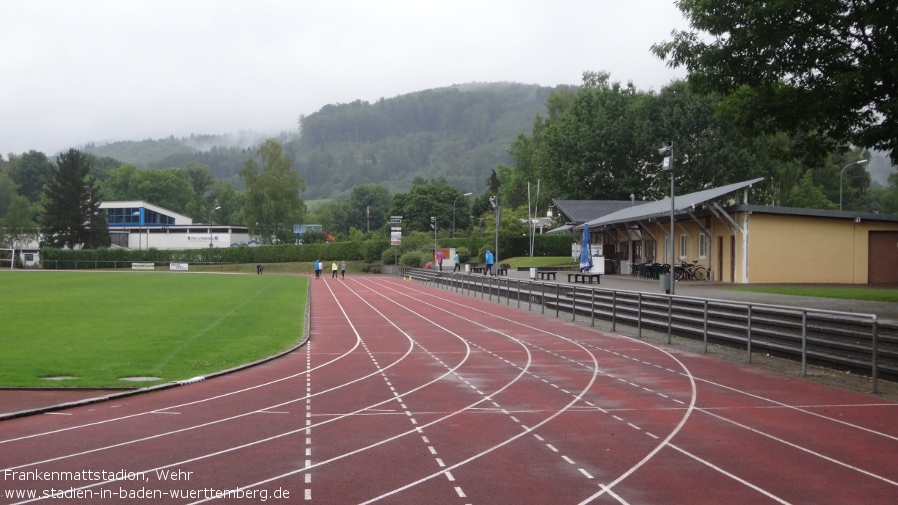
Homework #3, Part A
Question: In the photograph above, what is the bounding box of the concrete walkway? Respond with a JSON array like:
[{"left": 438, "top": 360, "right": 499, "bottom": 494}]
[{"left": 487, "top": 269, "right": 898, "bottom": 323}]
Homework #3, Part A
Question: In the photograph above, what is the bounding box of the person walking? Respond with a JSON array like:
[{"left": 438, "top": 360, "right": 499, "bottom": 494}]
[
  {"left": 453, "top": 252, "right": 461, "bottom": 272},
  {"left": 314, "top": 259, "right": 321, "bottom": 278},
  {"left": 340, "top": 260, "right": 346, "bottom": 279},
  {"left": 484, "top": 249, "right": 495, "bottom": 276},
  {"left": 331, "top": 261, "right": 339, "bottom": 278}
]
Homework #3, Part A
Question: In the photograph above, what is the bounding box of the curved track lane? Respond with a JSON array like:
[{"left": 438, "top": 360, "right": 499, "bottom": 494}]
[{"left": 1, "top": 275, "right": 896, "bottom": 504}]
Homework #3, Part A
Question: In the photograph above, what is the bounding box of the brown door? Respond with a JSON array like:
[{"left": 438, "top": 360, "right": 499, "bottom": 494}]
[
  {"left": 730, "top": 235, "right": 736, "bottom": 282},
  {"left": 717, "top": 236, "right": 723, "bottom": 282},
  {"left": 868, "top": 232, "right": 898, "bottom": 284}
]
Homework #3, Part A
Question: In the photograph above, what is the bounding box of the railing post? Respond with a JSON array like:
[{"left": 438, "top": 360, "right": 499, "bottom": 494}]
[
  {"left": 556, "top": 285, "right": 560, "bottom": 318},
  {"left": 667, "top": 294, "right": 672, "bottom": 345},
  {"left": 703, "top": 300, "right": 709, "bottom": 353},
  {"left": 541, "top": 283, "right": 546, "bottom": 315},
  {"left": 637, "top": 293, "right": 642, "bottom": 339},
  {"left": 611, "top": 291, "right": 617, "bottom": 332},
  {"left": 747, "top": 304, "right": 753, "bottom": 363},
  {"left": 572, "top": 286, "right": 576, "bottom": 322},
  {"left": 872, "top": 317, "right": 879, "bottom": 394},
  {"left": 591, "top": 289, "right": 596, "bottom": 327},
  {"left": 801, "top": 310, "right": 807, "bottom": 376}
]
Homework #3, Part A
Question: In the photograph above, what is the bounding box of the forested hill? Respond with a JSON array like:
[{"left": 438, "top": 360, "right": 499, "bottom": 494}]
[{"left": 83, "top": 82, "right": 562, "bottom": 199}]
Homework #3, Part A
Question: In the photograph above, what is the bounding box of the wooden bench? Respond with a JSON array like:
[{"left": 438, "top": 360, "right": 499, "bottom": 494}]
[
  {"left": 568, "top": 272, "right": 602, "bottom": 284},
  {"left": 536, "top": 271, "right": 557, "bottom": 281},
  {"left": 470, "top": 265, "right": 485, "bottom": 274}
]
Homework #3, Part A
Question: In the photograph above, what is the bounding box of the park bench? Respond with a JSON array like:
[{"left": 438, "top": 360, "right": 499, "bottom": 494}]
[
  {"left": 568, "top": 272, "right": 602, "bottom": 284},
  {"left": 536, "top": 271, "right": 557, "bottom": 281}
]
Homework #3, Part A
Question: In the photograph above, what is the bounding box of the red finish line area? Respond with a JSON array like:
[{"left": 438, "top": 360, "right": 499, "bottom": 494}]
[{"left": 2, "top": 276, "right": 897, "bottom": 504}]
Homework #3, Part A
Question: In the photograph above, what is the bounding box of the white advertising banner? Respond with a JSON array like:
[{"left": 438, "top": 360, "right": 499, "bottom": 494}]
[{"left": 170, "top": 263, "right": 189, "bottom": 271}]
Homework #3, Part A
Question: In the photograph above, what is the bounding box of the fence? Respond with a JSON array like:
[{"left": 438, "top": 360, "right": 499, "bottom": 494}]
[{"left": 390, "top": 266, "right": 894, "bottom": 393}]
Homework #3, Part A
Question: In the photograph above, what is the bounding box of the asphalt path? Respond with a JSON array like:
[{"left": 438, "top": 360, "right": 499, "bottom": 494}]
[{"left": 1, "top": 274, "right": 897, "bottom": 504}]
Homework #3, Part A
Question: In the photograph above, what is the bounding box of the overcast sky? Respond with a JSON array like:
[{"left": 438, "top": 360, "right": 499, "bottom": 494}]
[{"left": 2, "top": 0, "right": 691, "bottom": 157}]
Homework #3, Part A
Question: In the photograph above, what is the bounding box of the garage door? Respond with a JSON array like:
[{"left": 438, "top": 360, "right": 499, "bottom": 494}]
[{"left": 868, "top": 231, "right": 898, "bottom": 284}]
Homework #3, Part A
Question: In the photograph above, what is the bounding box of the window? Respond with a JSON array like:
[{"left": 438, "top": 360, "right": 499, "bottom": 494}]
[
  {"left": 679, "top": 234, "right": 688, "bottom": 260},
  {"left": 698, "top": 233, "right": 709, "bottom": 259}
]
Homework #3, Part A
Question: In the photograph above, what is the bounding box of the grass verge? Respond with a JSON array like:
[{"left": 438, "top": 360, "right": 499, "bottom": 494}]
[
  {"left": 728, "top": 285, "right": 898, "bottom": 303},
  {"left": 0, "top": 271, "right": 307, "bottom": 388}
]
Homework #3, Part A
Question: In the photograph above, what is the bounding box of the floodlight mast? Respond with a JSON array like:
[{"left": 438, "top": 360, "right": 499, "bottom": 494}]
[{"left": 659, "top": 141, "right": 674, "bottom": 295}]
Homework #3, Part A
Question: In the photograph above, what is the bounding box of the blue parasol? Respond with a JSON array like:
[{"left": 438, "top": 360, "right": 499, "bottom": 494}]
[{"left": 579, "top": 224, "right": 593, "bottom": 272}]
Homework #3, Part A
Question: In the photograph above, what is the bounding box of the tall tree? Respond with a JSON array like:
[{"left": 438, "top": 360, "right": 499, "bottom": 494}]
[
  {"left": 651, "top": 0, "right": 898, "bottom": 163},
  {"left": 9, "top": 150, "right": 54, "bottom": 202},
  {"left": 1, "top": 195, "right": 40, "bottom": 251},
  {"left": 41, "top": 149, "right": 108, "bottom": 249},
  {"left": 240, "top": 139, "right": 307, "bottom": 244}
]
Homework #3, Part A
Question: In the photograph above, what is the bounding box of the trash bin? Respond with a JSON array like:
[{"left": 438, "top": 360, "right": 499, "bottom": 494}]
[
  {"left": 465, "top": 264, "right": 471, "bottom": 273},
  {"left": 659, "top": 273, "right": 671, "bottom": 294},
  {"left": 529, "top": 267, "right": 537, "bottom": 280}
]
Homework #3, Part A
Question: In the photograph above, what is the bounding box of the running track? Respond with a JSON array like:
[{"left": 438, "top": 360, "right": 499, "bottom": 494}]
[{"left": 2, "top": 275, "right": 897, "bottom": 504}]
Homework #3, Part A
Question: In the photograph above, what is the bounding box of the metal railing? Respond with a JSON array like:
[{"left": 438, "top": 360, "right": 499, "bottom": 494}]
[{"left": 392, "top": 266, "right": 894, "bottom": 393}]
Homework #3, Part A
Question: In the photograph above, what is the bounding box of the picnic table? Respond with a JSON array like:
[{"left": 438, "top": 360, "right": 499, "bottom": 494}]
[{"left": 568, "top": 272, "right": 602, "bottom": 284}]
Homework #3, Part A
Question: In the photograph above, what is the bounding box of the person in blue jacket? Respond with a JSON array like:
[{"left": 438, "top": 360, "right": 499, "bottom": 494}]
[
  {"left": 484, "top": 249, "right": 494, "bottom": 276},
  {"left": 314, "top": 259, "right": 321, "bottom": 278}
]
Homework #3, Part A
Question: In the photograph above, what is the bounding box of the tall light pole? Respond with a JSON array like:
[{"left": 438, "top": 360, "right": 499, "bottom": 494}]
[
  {"left": 489, "top": 195, "right": 500, "bottom": 273},
  {"left": 209, "top": 205, "right": 221, "bottom": 248},
  {"left": 840, "top": 159, "right": 869, "bottom": 211},
  {"left": 453, "top": 192, "right": 472, "bottom": 238},
  {"left": 659, "top": 141, "right": 675, "bottom": 295},
  {"left": 431, "top": 216, "right": 437, "bottom": 267}
]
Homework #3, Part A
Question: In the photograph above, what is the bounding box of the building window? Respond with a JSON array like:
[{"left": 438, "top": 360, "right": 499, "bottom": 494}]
[
  {"left": 679, "top": 234, "right": 688, "bottom": 260},
  {"left": 698, "top": 233, "right": 709, "bottom": 259}
]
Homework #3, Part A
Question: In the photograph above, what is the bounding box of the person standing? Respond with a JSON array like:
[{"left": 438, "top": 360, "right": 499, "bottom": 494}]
[
  {"left": 437, "top": 253, "right": 443, "bottom": 271},
  {"left": 340, "top": 260, "right": 346, "bottom": 279},
  {"left": 484, "top": 249, "right": 494, "bottom": 276},
  {"left": 314, "top": 259, "right": 321, "bottom": 278},
  {"left": 331, "top": 261, "right": 339, "bottom": 278},
  {"left": 453, "top": 252, "right": 461, "bottom": 272}
]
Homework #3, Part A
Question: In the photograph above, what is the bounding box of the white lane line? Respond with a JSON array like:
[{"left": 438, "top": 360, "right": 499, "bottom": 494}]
[{"left": 668, "top": 444, "right": 790, "bottom": 504}]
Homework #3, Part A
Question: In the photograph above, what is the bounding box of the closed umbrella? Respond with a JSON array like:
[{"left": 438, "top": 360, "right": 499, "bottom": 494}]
[{"left": 579, "top": 225, "right": 593, "bottom": 272}]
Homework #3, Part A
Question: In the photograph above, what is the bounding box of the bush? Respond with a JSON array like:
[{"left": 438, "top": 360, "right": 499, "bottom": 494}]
[{"left": 399, "top": 250, "right": 429, "bottom": 268}]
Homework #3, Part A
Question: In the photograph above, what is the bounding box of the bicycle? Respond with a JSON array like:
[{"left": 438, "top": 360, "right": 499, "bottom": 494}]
[{"left": 674, "top": 260, "right": 708, "bottom": 281}]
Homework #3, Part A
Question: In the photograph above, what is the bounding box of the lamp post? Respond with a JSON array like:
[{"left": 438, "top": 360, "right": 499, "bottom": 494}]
[
  {"left": 209, "top": 205, "right": 221, "bottom": 248},
  {"left": 453, "top": 192, "right": 472, "bottom": 238},
  {"left": 431, "top": 216, "right": 437, "bottom": 267},
  {"left": 132, "top": 210, "right": 142, "bottom": 250},
  {"left": 839, "top": 159, "right": 869, "bottom": 211},
  {"left": 489, "top": 195, "right": 500, "bottom": 273},
  {"left": 659, "top": 141, "right": 675, "bottom": 295}
]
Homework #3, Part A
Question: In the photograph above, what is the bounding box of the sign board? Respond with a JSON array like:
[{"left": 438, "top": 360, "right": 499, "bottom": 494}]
[
  {"left": 390, "top": 215, "right": 403, "bottom": 225},
  {"left": 131, "top": 262, "right": 154, "bottom": 270},
  {"left": 170, "top": 263, "right": 189, "bottom": 271},
  {"left": 390, "top": 227, "right": 402, "bottom": 246}
]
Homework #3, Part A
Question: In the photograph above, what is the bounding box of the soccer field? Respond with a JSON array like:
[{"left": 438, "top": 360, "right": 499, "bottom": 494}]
[{"left": 0, "top": 271, "right": 307, "bottom": 388}]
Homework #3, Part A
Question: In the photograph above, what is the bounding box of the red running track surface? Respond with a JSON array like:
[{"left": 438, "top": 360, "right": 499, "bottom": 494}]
[{"left": 1, "top": 275, "right": 897, "bottom": 504}]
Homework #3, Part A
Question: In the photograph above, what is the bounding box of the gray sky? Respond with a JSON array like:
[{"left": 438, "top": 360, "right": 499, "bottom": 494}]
[{"left": 2, "top": 0, "right": 690, "bottom": 157}]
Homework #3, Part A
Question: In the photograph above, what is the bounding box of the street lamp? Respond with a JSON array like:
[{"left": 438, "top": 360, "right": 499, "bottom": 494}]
[
  {"left": 453, "top": 192, "right": 472, "bottom": 238},
  {"left": 431, "top": 216, "right": 437, "bottom": 268},
  {"left": 659, "top": 141, "right": 675, "bottom": 295},
  {"left": 132, "top": 210, "right": 142, "bottom": 250},
  {"left": 209, "top": 205, "right": 221, "bottom": 248},
  {"left": 489, "top": 195, "right": 500, "bottom": 274},
  {"left": 840, "top": 159, "right": 869, "bottom": 211}
]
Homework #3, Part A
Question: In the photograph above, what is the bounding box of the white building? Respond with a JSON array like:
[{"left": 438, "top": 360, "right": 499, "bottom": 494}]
[{"left": 100, "top": 201, "right": 252, "bottom": 250}]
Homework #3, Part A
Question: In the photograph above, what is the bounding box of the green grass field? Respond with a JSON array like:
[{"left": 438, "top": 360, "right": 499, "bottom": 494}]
[
  {"left": 729, "top": 285, "right": 898, "bottom": 303},
  {"left": 0, "top": 271, "right": 307, "bottom": 388}
]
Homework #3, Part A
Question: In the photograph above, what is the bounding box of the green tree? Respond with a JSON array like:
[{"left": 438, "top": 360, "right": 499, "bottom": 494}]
[
  {"left": 786, "top": 170, "right": 837, "bottom": 210},
  {"left": 388, "top": 178, "right": 467, "bottom": 235},
  {"left": 1, "top": 195, "right": 40, "bottom": 250},
  {"left": 240, "top": 139, "right": 307, "bottom": 244},
  {"left": 41, "top": 149, "right": 108, "bottom": 249},
  {"left": 9, "top": 150, "right": 54, "bottom": 202},
  {"left": 651, "top": 0, "right": 898, "bottom": 163}
]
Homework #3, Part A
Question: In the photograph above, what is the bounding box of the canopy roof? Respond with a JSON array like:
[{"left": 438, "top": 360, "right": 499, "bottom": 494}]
[{"left": 578, "top": 178, "right": 765, "bottom": 231}]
